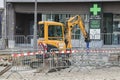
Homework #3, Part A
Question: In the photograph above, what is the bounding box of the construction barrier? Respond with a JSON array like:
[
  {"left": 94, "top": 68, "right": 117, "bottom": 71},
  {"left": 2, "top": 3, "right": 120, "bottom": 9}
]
[
  {"left": 12, "top": 48, "right": 120, "bottom": 71},
  {"left": 0, "top": 48, "right": 120, "bottom": 79}
]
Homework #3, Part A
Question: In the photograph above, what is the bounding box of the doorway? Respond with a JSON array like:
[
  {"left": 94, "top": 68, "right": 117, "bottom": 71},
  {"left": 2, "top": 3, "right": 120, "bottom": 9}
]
[
  {"left": 15, "top": 13, "right": 41, "bottom": 36},
  {"left": 103, "top": 13, "right": 113, "bottom": 45}
]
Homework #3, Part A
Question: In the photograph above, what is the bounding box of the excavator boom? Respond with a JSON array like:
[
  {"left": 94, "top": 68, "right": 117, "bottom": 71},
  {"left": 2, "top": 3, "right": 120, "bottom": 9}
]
[{"left": 65, "top": 15, "right": 90, "bottom": 49}]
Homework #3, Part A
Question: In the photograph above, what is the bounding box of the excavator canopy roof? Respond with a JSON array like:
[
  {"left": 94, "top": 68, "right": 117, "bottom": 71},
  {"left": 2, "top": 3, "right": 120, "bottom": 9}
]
[{"left": 38, "top": 21, "right": 64, "bottom": 26}]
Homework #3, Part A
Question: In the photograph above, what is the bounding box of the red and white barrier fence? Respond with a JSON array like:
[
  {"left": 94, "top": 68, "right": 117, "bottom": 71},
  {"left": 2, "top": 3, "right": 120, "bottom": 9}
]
[
  {"left": 11, "top": 48, "right": 120, "bottom": 57},
  {"left": 11, "top": 51, "right": 45, "bottom": 57}
]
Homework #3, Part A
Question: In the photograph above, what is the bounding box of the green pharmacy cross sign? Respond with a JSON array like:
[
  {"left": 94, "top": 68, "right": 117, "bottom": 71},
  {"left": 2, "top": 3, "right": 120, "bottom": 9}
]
[{"left": 90, "top": 4, "right": 101, "bottom": 16}]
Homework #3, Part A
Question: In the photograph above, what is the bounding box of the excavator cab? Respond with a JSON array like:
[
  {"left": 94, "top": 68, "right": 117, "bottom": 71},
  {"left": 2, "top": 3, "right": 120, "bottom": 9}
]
[{"left": 37, "top": 21, "right": 66, "bottom": 52}]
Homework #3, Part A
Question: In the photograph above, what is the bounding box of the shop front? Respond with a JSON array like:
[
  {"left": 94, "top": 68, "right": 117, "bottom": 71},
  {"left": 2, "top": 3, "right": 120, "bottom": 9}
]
[{"left": 5, "top": 1, "right": 120, "bottom": 48}]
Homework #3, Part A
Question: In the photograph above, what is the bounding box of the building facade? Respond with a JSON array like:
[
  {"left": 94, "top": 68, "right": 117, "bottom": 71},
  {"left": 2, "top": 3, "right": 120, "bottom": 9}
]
[
  {"left": 0, "top": 13, "right": 1, "bottom": 37},
  {"left": 4, "top": 0, "right": 120, "bottom": 48},
  {"left": 0, "top": 0, "right": 4, "bottom": 38}
]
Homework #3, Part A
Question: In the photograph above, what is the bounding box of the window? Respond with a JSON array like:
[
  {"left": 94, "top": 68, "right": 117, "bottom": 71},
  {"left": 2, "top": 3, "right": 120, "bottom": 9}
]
[
  {"left": 113, "top": 14, "right": 120, "bottom": 44},
  {"left": 38, "top": 24, "right": 44, "bottom": 38},
  {"left": 48, "top": 25, "right": 63, "bottom": 40},
  {"left": 72, "top": 25, "right": 81, "bottom": 39},
  {"left": 113, "top": 14, "right": 120, "bottom": 32}
]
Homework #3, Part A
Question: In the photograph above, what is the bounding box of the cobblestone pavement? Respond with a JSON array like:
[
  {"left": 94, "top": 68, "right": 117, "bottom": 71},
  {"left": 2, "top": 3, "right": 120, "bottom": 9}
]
[{"left": 0, "top": 66, "right": 120, "bottom": 80}]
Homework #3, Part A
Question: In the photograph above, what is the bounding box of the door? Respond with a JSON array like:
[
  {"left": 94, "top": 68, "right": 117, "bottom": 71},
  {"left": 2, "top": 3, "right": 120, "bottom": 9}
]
[{"left": 103, "top": 13, "right": 113, "bottom": 45}]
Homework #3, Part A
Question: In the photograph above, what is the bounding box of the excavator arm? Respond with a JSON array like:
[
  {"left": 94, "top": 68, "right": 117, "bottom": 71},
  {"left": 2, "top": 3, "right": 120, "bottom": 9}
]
[{"left": 65, "top": 15, "right": 90, "bottom": 48}]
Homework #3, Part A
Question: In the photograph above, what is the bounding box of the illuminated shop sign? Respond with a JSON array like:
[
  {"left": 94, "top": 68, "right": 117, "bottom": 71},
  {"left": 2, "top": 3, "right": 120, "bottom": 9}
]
[{"left": 89, "top": 3, "right": 102, "bottom": 40}]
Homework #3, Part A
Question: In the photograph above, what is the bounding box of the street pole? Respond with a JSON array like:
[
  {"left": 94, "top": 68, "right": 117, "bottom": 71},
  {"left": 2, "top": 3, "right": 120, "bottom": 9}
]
[
  {"left": 4, "top": 0, "right": 7, "bottom": 39},
  {"left": 2, "top": 0, "right": 7, "bottom": 49},
  {"left": 33, "top": 0, "right": 37, "bottom": 50}
]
